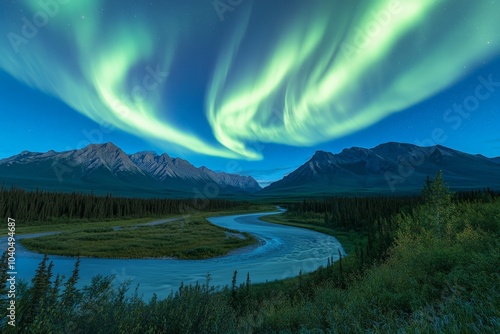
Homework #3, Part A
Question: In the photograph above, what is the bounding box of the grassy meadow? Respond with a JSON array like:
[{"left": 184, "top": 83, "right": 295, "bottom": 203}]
[
  {"left": 15, "top": 217, "right": 164, "bottom": 235},
  {"left": 20, "top": 217, "right": 257, "bottom": 259},
  {"left": 17, "top": 209, "right": 278, "bottom": 259}
]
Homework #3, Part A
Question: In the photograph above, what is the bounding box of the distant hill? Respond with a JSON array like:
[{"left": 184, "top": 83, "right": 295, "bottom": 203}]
[
  {"left": 0, "top": 143, "right": 261, "bottom": 197},
  {"left": 261, "top": 142, "right": 500, "bottom": 196}
]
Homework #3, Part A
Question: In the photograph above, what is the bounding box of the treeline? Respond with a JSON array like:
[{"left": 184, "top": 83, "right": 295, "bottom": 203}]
[
  {"left": 282, "top": 184, "right": 500, "bottom": 267},
  {"left": 1, "top": 173, "right": 498, "bottom": 332},
  {"left": 453, "top": 187, "right": 500, "bottom": 202},
  {"left": 286, "top": 188, "right": 500, "bottom": 232},
  {"left": 287, "top": 196, "right": 421, "bottom": 231},
  {"left": 0, "top": 187, "right": 246, "bottom": 224}
]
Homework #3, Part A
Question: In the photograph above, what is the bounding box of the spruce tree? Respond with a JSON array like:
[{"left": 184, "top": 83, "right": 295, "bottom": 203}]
[
  {"left": 62, "top": 257, "right": 81, "bottom": 309},
  {"left": 422, "top": 170, "right": 453, "bottom": 237}
]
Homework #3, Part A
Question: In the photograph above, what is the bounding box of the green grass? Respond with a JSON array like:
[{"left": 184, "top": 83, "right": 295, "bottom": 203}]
[
  {"left": 20, "top": 217, "right": 257, "bottom": 259},
  {"left": 17, "top": 206, "right": 278, "bottom": 259},
  {"left": 15, "top": 217, "right": 164, "bottom": 235}
]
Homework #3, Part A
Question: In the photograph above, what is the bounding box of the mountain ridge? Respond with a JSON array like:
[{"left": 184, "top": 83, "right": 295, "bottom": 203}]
[
  {"left": 262, "top": 142, "right": 500, "bottom": 195},
  {"left": 0, "top": 142, "right": 261, "bottom": 197},
  {"left": 1, "top": 142, "right": 498, "bottom": 197}
]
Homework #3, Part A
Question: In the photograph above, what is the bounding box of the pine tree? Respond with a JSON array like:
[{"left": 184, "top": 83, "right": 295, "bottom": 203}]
[
  {"left": 62, "top": 257, "right": 81, "bottom": 309},
  {"left": 422, "top": 170, "right": 453, "bottom": 237},
  {"left": 21, "top": 255, "right": 53, "bottom": 327},
  {"left": 231, "top": 270, "right": 238, "bottom": 309}
]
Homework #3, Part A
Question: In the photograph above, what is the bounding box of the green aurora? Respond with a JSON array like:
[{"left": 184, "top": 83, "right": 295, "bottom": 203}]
[{"left": 1, "top": 0, "right": 499, "bottom": 160}]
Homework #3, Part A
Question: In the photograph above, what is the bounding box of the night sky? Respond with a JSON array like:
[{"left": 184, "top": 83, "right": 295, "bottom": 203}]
[{"left": 1, "top": 0, "right": 499, "bottom": 186}]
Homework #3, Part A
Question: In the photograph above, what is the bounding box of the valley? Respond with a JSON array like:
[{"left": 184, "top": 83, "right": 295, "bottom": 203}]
[
  {"left": 1, "top": 146, "right": 499, "bottom": 332},
  {"left": 1, "top": 174, "right": 498, "bottom": 333}
]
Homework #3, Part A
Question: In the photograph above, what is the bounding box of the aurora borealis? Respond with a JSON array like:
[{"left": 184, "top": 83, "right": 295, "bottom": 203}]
[{"left": 1, "top": 0, "right": 499, "bottom": 184}]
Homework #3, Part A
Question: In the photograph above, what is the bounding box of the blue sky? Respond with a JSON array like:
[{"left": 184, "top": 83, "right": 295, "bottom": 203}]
[{"left": 1, "top": 0, "right": 499, "bottom": 186}]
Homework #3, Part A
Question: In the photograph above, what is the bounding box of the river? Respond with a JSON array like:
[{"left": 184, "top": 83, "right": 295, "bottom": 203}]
[{"left": 2, "top": 211, "right": 345, "bottom": 299}]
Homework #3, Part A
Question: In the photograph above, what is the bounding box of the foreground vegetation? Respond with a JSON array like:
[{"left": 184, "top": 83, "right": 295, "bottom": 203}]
[
  {"left": 1, "top": 173, "right": 499, "bottom": 332},
  {"left": 20, "top": 217, "right": 257, "bottom": 259}
]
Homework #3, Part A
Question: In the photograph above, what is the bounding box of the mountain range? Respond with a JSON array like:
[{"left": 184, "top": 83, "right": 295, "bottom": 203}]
[
  {"left": 0, "top": 143, "right": 261, "bottom": 197},
  {"left": 1, "top": 142, "right": 499, "bottom": 197},
  {"left": 263, "top": 142, "right": 500, "bottom": 195}
]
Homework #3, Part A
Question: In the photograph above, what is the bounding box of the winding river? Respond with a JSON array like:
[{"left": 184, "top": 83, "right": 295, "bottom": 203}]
[{"left": 2, "top": 211, "right": 345, "bottom": 299}]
